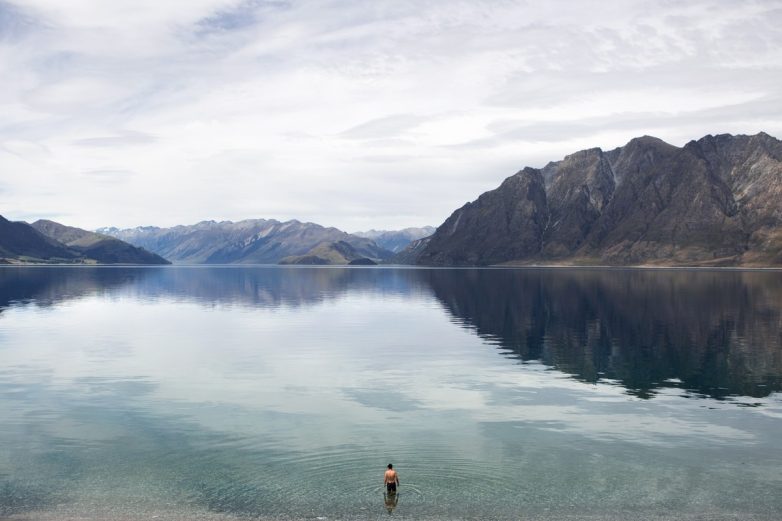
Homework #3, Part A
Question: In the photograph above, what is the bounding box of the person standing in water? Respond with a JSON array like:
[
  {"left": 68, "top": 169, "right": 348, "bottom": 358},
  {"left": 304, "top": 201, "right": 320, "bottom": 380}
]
[{"left": 384, "top": 463, "right": 400, "bottom": 493}]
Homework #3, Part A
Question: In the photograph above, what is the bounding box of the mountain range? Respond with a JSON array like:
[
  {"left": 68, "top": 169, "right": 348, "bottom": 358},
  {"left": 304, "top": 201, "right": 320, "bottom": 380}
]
[
  {"left": 98, "top": 219, "right": 395, "bottom": 264},
  {"left": 415, "top": 132, "right": 782, "bottom": 267},
  {"left": 0, "top": 216, "right": 169, "bottom": 264},
  {"left": 6, "top": 132, "right": 781, "bottom": 267},
  {"left": 353, "top": 227, "right": 435, "bottom": 253}
]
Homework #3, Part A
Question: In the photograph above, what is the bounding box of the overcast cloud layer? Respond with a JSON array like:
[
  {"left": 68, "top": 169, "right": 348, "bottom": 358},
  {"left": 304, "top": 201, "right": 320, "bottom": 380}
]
[{"left": 1, "top": 0, "right": 781, "bottom": 231}]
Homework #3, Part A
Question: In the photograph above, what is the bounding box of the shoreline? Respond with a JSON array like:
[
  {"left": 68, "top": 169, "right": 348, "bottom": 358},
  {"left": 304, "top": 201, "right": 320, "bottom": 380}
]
[
  {"left": 2, "top": 262, "right": 782, "bottom": 271},
  {"left": 7, "top": 509, "right": 781, "bottom": 521}
]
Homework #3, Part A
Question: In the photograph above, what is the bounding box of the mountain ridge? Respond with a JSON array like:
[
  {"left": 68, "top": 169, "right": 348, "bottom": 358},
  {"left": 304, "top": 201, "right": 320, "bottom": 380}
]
[
  {"left": 415, "top": 132, "right": 782, "bottom": 267},
  {"left": 32, "top": 220, "right": 169, "bottom": 265},
  {"left": 0, "top": 216, "right": 80, "bottom": 263},
  {"left": 0, "top": 216, "right": 170, "bottom": 264},
  {"left": 279, "top": 240, "right": 378, "bottom": 265},
  {"left": 99, "top": 219, "right": 394, "bottom": 264},
  {"left": 353, "top": 226, "right": 435, "bottom": 253}
]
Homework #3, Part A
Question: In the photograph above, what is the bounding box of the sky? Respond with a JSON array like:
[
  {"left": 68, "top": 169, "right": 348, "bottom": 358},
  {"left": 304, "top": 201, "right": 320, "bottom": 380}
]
[{"left": 1, "top": 0, "right": 781, "bottom": 232}]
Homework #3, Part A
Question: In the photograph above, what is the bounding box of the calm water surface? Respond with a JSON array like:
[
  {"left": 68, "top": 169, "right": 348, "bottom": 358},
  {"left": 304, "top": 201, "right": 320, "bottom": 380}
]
[{"left": 0, "top": 266, "right": 781, "bottom": 520}]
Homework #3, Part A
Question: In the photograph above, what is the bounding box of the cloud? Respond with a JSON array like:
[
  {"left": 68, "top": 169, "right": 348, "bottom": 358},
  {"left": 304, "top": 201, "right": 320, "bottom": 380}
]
[
  {"left": 194, "top": 0, "right": 287, "bottom": 35},
  {"left": 81, "top": 168, "right": 136, "bottom": 183},
  {"left": 0, "top": 0, "right": 40, "bottom": 40},
  {"left": 72, "top": 131, "right": 156, "bottom": 148},
  {"left": 339, "top": 113, "right": 431, "bottom": 140},
  {"left": 449, "top": 92, "right": 781, "bottom": 149},
  {"left": 0, "top": 0, "right": 781, "bottom": 230}
]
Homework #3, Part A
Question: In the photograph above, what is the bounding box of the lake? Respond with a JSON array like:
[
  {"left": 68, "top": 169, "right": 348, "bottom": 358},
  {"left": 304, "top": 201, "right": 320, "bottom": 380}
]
[{"left": 1, "top": 266, "right": 781, "bottom": 520}]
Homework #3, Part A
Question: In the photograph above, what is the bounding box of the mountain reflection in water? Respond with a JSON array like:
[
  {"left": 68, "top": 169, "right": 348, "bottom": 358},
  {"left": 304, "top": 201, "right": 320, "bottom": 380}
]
[
  {"left": 422, "top": 268, "right": 782, "bottom": 400},
  {"left": 1, "top": 266, "right": 781, "bottom": 400}
]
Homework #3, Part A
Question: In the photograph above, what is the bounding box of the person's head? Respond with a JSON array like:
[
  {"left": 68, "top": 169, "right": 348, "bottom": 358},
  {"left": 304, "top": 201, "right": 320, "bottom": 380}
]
[{"left": 387, "top": 463, "right": 393, "bottom": 469}]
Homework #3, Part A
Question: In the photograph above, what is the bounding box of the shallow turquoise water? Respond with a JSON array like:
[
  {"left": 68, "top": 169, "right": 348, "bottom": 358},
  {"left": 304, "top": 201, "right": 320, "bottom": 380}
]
[{"left": 0, "top": 266, "right": 781, "bottom": 520}]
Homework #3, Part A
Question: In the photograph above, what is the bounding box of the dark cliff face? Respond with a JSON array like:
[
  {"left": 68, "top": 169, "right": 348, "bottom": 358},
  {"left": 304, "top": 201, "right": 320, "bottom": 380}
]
[
  {"left": 417, "top": 132, "right": 782, "bottom": 266},
  {"left": 684, "top": 132, "right": 782, "bottom": 264},
  {"left": 417, "top": 168, "right": 548, "bottom": 266},
  {"left": 541, "top": 147, "right": 615, "bottom": 257},
  {"left": 579, "top": 136, "right": 747, "bottom": 264}
]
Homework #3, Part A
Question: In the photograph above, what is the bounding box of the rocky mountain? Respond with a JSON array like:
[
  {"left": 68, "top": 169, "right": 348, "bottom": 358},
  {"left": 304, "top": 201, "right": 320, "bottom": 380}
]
[
  {"left": 416, "top": 132, "right": 782, "bottom": 267},
  {"left": 354, "top": 226, "right": 435, "bottom": 253},
  {"left": 31, "top": 220, "right": 169, "bottom": 265},
  {"left": 99, "top": 219, "right": 392, "bottom": 264},
  {"left": 390, "top": 236, "right": 432, "bottom": 265},
  {"left": 0, "top": 215, "right": 79, "bottom": 263}
]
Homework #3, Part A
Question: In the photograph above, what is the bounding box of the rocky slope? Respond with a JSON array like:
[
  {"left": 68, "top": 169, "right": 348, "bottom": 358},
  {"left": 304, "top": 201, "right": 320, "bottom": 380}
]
[
  {"left": 279, "top": 240, "right": 377, "bottom": 265},
  {"left": 32, "top": 220, "right": 169, "bottom": 265},
  {"left": 0, "top": 216, "right": 79, "bottom": 263},
  {"left": 0, "top": 216, "right": 169, "bottom": 264},
  {"left": 389, "top": 236, "right": 432, "bottom": 265},
  {"left": 99, "top": 219, "right": 392, "bottom": 264},
  {"left": 354, "top": 226, "right": 435, "bottom": 253},
  {"left": 416, "top": 132, "right": 782, "bottom": 266}
]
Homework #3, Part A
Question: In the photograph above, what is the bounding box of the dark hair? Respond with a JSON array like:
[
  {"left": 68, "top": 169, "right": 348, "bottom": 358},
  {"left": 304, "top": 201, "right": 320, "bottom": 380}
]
[{"left": 387, "top": 463, "right": 393, "bottom": 469}]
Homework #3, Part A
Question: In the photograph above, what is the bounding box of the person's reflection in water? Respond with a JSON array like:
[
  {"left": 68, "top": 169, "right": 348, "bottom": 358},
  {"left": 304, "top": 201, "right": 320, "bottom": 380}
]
[{"left": 384, "top": 490, "right": 399, "bottom": 514}]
